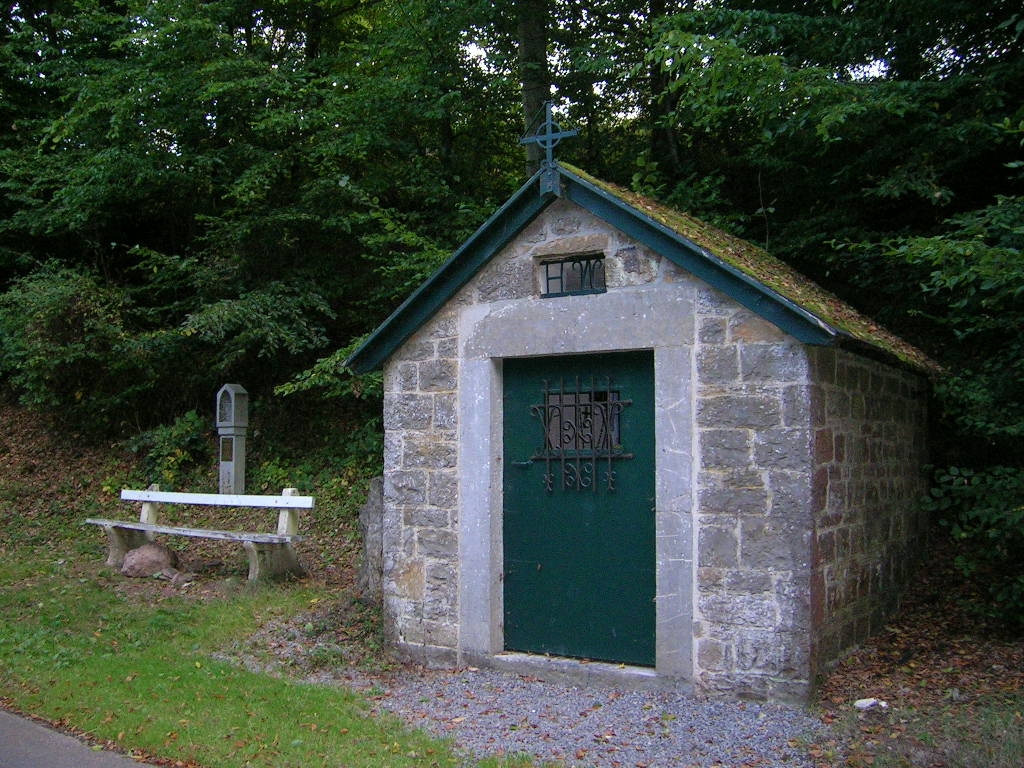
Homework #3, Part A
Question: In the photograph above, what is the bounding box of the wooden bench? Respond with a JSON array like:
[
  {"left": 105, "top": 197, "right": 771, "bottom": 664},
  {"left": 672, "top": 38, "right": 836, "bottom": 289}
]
[{"left": 85, "top": 487, "right": 314, "bottom": 582}]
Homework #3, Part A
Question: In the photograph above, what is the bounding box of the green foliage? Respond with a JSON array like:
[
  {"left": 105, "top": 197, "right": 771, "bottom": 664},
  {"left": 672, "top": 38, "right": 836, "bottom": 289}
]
[
  {"left": 124, "top": 410, "right": 211, "bottom": 489},
  {"left": 248, "top": 407, "right": 383, "bottom": 493},
  {"left": 181, "top": 283, "right": 335, "bottom": 364},
  {"left": 0, "top": 261, "right": 343, "bottom": 435},
  {"left": 892, "top": 196, "right": 1024, "bottom": 445},
  {"left": 837, "top": 194, "right": 1024, "bottom": 455},
  {"left": 644, "top": 3, "right": 1023, "bottom": 263},
  {"left": 275, "top": 338, "right": 384, "bottom": 402},
  {"left": 924, "top": 466, "right": 1024, "bottom": 627},
  {"left": 0, "top": 0, "right": 519, "bottom": 437},
  {"left": 0, "top": 265, "right": 144, "bottom": 434}
]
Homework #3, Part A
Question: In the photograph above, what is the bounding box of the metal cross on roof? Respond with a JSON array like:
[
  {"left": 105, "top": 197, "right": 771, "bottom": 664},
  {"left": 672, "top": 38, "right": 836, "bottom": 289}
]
[{"left": 520, "top": 101, "right": 578, "bottom": 195}]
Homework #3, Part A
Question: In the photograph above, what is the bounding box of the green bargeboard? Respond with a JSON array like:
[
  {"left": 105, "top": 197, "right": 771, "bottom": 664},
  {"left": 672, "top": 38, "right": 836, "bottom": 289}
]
[{"left": 503, "top": 351, "right": 655, "bottom": 667}]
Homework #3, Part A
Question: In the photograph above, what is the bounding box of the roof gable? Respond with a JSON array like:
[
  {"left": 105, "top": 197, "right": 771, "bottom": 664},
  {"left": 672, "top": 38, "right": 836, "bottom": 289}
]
[{"left": 346, "top": 164, "right": 934, "bottom": 373}]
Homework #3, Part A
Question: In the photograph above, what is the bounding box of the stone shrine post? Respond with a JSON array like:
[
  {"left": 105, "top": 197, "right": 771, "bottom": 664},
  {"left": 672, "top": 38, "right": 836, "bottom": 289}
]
[{"left": 216, "top": 383, "right": 248, "bottom": 494}]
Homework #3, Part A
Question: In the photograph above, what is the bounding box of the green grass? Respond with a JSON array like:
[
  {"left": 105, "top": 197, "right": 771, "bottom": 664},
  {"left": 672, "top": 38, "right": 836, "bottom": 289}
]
[
  {"left": 944, "top": 704, "right": 1024, "bottom": 768},
  {"left": 0, "top": 402, "right": 534, "bottom": 767},
  {"left": 821, "top": 694, "right": 1024, "bottom": 768},
  {"left": 0, "top": 544, "right": 528, "bottom": 768}
]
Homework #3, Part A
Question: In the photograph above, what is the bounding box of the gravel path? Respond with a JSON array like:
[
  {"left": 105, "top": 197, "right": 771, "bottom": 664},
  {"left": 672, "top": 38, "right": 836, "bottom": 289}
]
[
  {"left": 340, "top": 665, "right": 825, "bottom": 767},
  {"left": 227, "top": 602, "right": 828, "bottom": 767}
]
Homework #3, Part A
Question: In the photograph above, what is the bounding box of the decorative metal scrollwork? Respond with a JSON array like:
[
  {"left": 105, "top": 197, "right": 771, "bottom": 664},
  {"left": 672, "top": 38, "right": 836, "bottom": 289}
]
[{"left": 528, "top": 375, "right": 632, "bottom": 493}]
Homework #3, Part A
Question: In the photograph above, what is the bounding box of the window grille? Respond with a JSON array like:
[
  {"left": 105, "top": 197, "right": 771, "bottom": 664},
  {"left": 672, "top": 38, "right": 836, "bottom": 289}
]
[
  {"left": 540, "top": 255, "right": 606, "bottom": 298},
  {"left": 528, "top": 376, "right": 632, "bottom": 492}
]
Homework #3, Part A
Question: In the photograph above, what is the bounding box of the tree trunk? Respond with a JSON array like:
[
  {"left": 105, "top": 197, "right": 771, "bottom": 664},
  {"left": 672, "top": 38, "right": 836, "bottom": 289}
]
[
  {"left": 517, "top": 0, "right": 549, "bottom": 175},
  {"left": 647, "top": 0, "right": 683, "bottom": 178}
]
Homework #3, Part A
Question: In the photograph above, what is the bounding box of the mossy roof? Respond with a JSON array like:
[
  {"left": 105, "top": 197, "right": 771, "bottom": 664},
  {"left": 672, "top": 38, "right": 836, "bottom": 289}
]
[
  {"left": 346, "top": 163, "right": 936, "bottom": 374},
  {"left": 562, "top": 164, "right": 937, "bottom": 373}
]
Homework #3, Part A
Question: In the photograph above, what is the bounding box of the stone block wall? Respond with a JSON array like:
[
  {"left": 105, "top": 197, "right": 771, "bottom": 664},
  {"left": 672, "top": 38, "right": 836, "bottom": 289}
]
[
  {"left": 807, "top": 348, "right": 930, "bottom": 672},
  {"left": 381, "top": 309, "right": 461, "bottom": 657},
  {"left": 693, "top": 287, "right": 816, "bottom": 701}
]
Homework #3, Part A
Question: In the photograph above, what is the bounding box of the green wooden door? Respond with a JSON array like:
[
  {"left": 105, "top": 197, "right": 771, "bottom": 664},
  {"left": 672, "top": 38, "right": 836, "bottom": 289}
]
[{"left": 503, "top": 351, "right": 655, "bottom": 667}]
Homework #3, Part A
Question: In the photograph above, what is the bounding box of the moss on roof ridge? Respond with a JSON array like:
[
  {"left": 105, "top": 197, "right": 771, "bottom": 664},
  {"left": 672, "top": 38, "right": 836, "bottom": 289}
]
[{"left": 561, "top": 164, "right": 938, "bottom": 374}]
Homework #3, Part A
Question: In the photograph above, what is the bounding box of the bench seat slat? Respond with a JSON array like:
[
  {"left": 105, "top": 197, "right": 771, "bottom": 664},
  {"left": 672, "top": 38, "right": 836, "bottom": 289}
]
[
  {"left": 84, "top": 518, "right": 303, "bottom": 544},
  {"left": 120, "top": 490, "right": 314, "bottom": 509}
]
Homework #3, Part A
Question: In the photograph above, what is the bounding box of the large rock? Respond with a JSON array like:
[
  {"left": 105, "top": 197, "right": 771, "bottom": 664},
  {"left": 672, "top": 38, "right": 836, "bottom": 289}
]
[{"left": 121, "top": 542, "right": 178, "bottom": 578}]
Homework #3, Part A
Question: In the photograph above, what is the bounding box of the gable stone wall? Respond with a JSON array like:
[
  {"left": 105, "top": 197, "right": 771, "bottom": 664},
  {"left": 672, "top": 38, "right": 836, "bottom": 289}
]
[{"left": 381, "top": 198, "right": 694, "bottom": 664}]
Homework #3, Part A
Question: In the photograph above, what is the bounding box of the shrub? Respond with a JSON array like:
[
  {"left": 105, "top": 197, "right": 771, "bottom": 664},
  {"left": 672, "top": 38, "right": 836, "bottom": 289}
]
[
  {"left": 124, "top": 410, "right": 212, "bottom": 488},
  {"left": 0, "top": 263, "right": 344, "bottom": 439},
  {"left": 924, "top": 465, "right": 1024, "bottom": 628},
  {"left": 0, "top": 265, "right": 146, "bottom": 435}
]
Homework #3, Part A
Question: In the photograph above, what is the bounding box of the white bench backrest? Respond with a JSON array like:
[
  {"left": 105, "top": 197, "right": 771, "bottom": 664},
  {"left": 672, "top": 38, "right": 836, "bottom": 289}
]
[
  {"left": 121, "top": 489, "right": 314, "bottom": 508},
  {"left": 121, "top": 487, "right": 313, "bottom": 537}
]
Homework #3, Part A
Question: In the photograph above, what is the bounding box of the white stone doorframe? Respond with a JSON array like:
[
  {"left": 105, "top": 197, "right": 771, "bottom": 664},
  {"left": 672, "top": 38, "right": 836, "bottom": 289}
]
[{"left": 455, "top": 289, "right": 696, "bottom": 682}]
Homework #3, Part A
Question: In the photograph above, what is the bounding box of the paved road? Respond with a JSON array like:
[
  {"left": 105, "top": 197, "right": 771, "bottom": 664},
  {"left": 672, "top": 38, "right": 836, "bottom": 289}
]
[{"left": 0, "top": 708, "right": 144, "bottom": 767}]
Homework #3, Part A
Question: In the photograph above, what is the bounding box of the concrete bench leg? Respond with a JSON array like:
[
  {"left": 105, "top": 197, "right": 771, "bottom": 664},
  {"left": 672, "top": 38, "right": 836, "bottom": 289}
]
[
  {"left": 242, "top": 542, "right": 305, "bottom": 582},
  {"left": 99, "top": 525, "right": 153, "bottom": 568}
]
